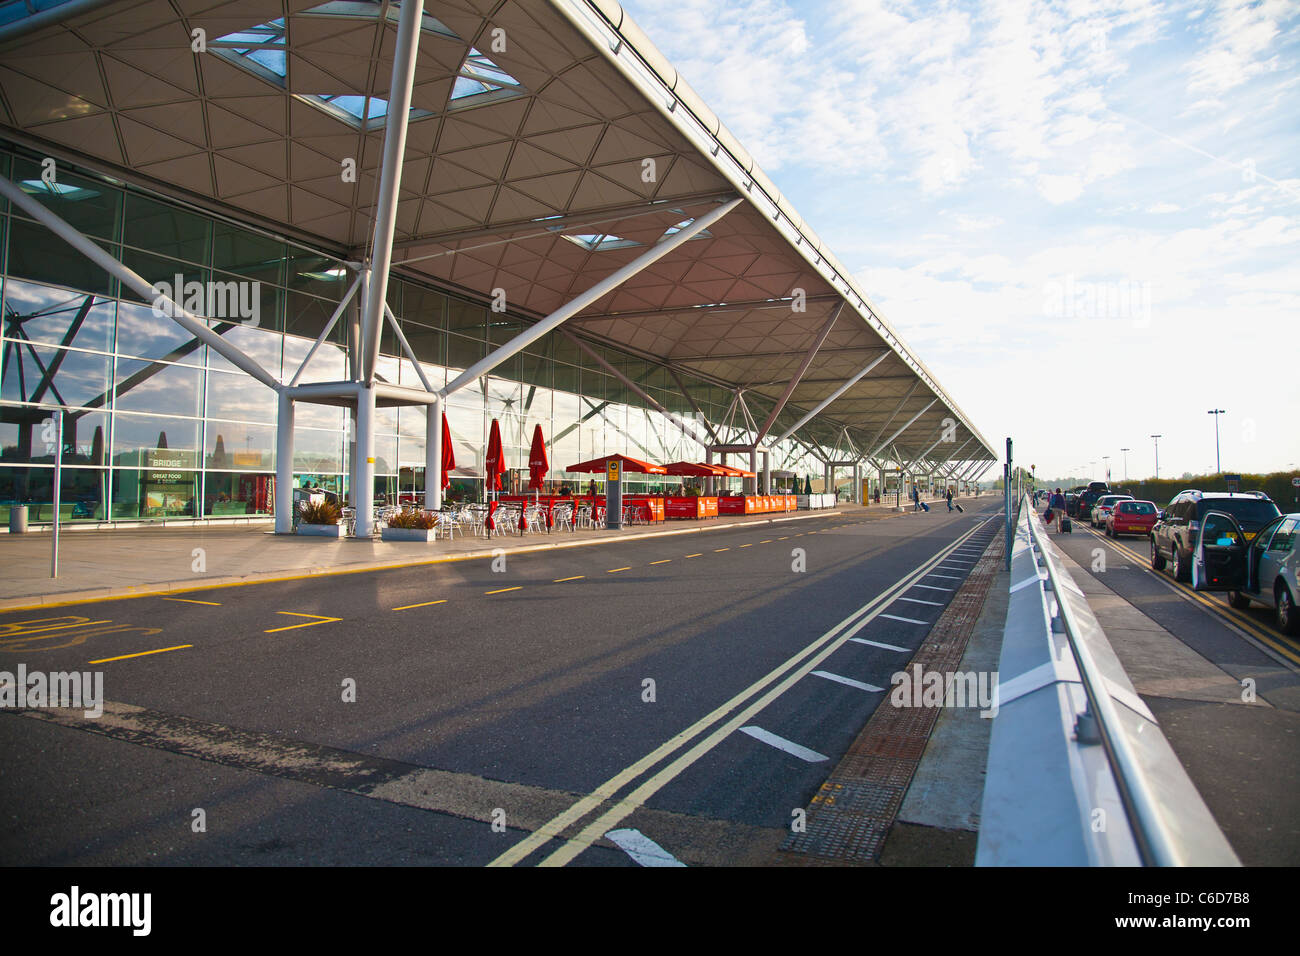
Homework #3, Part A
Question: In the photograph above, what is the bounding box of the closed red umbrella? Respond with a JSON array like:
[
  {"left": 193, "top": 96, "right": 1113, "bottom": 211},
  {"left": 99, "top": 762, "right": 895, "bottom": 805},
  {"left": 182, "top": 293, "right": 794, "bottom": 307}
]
[
  {"left": 527, "top": 425, "right": 549, "bottom": 490},
  {"left": 440, "top": 412, "right": 455, "bottom": 489},
  {"left": 485, "top": 418, "right": 505, "bottom": 493}
]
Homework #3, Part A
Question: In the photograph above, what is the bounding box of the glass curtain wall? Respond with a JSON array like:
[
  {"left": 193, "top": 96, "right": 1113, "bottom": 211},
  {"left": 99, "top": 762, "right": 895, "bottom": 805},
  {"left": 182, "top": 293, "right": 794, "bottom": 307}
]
[{"left": 1, "top": 143, "right": 841, "bottom": 521}]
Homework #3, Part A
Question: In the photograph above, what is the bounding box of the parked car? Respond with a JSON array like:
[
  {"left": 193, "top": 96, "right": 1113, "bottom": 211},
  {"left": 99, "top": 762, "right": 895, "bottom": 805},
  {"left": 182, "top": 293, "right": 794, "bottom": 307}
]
[
  {"left": 1191, "top": 511, "right": 1299, "bottom": 636},
  {"left": 1106, "top": 499, "right": 1158, "bottom": 538},
  {"left": 1090, "top": 493, "right": 1134, "bottom": 528},
  {"left": 1151, "top": 491, "right": 1282, "bottom": 582},
  {"left": 1065, "top": 493, "right": 1082, "bottom": 518}
]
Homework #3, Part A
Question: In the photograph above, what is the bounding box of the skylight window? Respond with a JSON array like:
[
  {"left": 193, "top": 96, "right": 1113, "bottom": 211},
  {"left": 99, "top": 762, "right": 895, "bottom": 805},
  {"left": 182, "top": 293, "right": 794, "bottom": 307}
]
[
  {"left": 20, "top": 180, "right": 99, "bottom": 201},
  {"left": 210, "top": 12, "right": 525, "bottom": 128},
  {"left": 561, "top": 233, "right": 643, "bottom": 252},
  {"left": 660, "top": 216, "right": 711, "bottom": 242}
]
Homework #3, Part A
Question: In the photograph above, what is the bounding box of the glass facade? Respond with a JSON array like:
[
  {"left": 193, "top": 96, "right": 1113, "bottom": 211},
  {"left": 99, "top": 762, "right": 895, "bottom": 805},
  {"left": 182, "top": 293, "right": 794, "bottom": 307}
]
[{"left": 0, "top": 144, "right": 831, "bottom": 524}]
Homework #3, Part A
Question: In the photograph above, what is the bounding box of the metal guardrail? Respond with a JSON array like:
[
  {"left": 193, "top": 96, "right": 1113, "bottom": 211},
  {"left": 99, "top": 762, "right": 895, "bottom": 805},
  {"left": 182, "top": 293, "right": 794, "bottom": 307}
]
[{"left": 977, "top": 494, "right": 1239, "bottom": 866}]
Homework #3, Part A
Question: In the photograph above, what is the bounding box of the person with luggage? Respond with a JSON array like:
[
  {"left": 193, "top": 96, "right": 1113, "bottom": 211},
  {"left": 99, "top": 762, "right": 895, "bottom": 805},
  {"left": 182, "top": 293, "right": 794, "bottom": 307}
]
[
  {"left": 1045, "top": 487, "right": 1068, "bottom": 532},
  {"left": 946, "top": 487, "right": 954, "bottom": 512}
]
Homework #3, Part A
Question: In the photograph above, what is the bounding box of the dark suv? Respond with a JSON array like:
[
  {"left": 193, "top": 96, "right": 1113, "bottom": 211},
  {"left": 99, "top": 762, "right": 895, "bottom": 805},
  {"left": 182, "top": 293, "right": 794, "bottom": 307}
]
[
  {"left": 1076, "top": 481, "right": 1111, "bottom": 521},
  {"left": 1150, "top": 491, "right": 1281, "bottom": 582}
]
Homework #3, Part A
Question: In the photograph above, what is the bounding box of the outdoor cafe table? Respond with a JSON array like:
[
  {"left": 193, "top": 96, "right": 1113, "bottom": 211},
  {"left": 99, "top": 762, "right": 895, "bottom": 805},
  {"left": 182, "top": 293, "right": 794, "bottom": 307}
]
[{"left": 496, "top": 494, "right": 664, "bottom": 524}]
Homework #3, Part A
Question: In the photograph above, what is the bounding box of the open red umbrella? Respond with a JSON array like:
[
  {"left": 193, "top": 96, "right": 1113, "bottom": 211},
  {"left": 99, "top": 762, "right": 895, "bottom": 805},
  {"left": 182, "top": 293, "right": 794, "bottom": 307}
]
[
  {"left": 440, "top": 412, "right": 455, "bottom": 489},
  {"left": 563, "top": 453, "right": 668, "bottom": 474}
]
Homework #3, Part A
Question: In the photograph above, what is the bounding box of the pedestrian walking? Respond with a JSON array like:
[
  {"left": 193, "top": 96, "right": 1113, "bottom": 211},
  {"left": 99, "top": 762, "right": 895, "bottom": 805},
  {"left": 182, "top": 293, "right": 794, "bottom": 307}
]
[
  {"left": 911, "top": 485, "right": 921, "bottom": 512},
  {"left": 946, "top": 487, "right": 954, "bottom": 511}
]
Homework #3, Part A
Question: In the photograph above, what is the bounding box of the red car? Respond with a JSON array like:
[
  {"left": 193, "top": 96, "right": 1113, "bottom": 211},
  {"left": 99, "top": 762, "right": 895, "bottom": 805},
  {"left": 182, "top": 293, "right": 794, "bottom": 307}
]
[{"left": 1106, "top": 499, "right": 1158, "bottom": 537}]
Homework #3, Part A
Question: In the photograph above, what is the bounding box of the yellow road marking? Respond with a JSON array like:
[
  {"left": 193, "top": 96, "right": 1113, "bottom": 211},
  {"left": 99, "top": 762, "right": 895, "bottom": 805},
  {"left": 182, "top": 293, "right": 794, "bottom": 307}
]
[
  {"left": 739, "top": 544, "right": 753, "bottom": 548},
  {"left": 393, "top": 599, "right": 447, "bottom": 611},
  {"left": 713, "top": 548, "right": 729, "bottom": 552},
  {"left": 1085, "top": 528, "right": 1300, "bottom": 665},
  {"left": 760, "top": 540, "right": 772, "bottom": 544},
  {"left": 778, "top": 536, "right": 789, "bottom": 540},
  {"left": 553, "top": 576, "right": 584, "bottom": 583},
  {"left": 485, "top": 587, "right": 522, "bottom": 595},
  {"left": 162, "top": 598, "right": 221, "bottom": 606},
  {"left": 0, "top": 618, "right": 111, "bottom": 637},
  {"left": 265, "top": 612, "right": 342, "bottom": 633},
  {"left": 607, "top": 567, "right": 631, "bottom": 573},
  {"left": 490, "top": 517, "right": 997, "bottom": 868},
  {"left": 685, "top": 553, "right": 703, "bottom": 558},
  {"left": 89, "top": 645, "right": 193, "bottom": 664},
  {"left": 650, "top": 560, "right": 671, "bottom": 565}
]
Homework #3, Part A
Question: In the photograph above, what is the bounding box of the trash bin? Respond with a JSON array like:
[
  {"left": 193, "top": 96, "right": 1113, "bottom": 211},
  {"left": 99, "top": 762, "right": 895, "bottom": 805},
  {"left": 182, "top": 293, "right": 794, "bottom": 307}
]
[{"left": 9, "top": 504, "right": 28, "bottom": 534}]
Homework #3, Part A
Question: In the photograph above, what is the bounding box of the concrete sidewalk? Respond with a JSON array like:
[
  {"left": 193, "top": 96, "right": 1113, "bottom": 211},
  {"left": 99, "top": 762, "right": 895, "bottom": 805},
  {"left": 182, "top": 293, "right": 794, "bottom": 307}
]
[{"left": 0, "top": 502, "right": 917, "bottom": 610}]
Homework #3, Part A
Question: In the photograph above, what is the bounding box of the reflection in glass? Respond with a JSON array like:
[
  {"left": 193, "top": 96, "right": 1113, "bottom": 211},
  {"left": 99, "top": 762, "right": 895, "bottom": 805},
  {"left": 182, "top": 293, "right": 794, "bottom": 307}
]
[
  {"left": 206, "top": 421, "right": 275, "bottom": 472},
  {"left": 111, "top": 412, "right": 199, "bottom": 466},
  {"left": 2, "top": 279, "right": 114, "bottom": 353},
  {"left": 112, "top": 358, "right": 201, "bottom": 417},
  {"left": 1, "top": 343, "right": 111, "bottom": 408}
]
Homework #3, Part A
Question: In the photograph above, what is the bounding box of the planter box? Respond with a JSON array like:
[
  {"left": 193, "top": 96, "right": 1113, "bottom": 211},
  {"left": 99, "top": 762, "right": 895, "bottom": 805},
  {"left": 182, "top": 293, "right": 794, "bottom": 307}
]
[
  {"left": 297, "top": 523, "right": 344, "bottom": 537},
  {"left": 381, "top": 527, "right": 437, "bottom": 542}
]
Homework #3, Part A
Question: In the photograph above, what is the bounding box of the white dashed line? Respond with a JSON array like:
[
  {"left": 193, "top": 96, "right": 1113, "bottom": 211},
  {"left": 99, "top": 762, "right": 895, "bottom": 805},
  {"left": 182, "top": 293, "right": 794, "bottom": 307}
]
[
  {"left": 604, "top": 828, "right": 686, "bottom": 867},
  {"left": 848, "top": 637, "right": 910, "bottom": 652},
  {"left": 880, "top": 613, "right": 929, "bottom": 625},
  {"left": 811, "top": 669, "right": 885, "bottom": 692},
  {"left": 898, "top": 597, "right": 943, "bottom": 606},
  {"left": 739, "top": 726, "right": 829, "bottom": 763},
  {"left": 912, "top": 584, "right": 953, "bottom": 592}
]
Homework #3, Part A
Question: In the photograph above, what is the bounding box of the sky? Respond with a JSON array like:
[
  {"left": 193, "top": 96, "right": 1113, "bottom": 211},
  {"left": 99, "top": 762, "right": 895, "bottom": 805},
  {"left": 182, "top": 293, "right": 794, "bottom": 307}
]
[{"left": 620, "top": 0, "right": 1300, "bottom": 483}]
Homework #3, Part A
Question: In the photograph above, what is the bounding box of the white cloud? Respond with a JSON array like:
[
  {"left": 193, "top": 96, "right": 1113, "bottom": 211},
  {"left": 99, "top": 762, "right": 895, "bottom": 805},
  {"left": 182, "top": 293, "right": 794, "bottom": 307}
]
[{"left": 1185, "top": 0, "right": 1294, "bottom": 98}]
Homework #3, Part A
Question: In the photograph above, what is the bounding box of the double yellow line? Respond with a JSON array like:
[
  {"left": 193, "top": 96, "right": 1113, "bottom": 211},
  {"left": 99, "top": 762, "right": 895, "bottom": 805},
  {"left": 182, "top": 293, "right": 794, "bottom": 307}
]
[
  {"left": 488, "top": 516, "right": 997, "bottom": 867},
  {"left": 1083, "top": 525, "right": 1300, "bottom": 666}
]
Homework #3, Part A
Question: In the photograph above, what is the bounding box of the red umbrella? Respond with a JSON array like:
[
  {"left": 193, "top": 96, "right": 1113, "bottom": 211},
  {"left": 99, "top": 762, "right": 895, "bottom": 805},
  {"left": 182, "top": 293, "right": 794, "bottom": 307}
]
[
  {"left": 662, "top": 461, "right": 730, "bottom": 476},
  {"left": 484, "top": 418, "right": 505, "bottom": 493},
  {"left": 527, "top": 425, "right": 549, "bottom": 490},
  {"left": 440, "top": 412, "right": 455, "bottom": 489},
  {"left": 563, "top": 453, "right": 668, "bottom": 474}
]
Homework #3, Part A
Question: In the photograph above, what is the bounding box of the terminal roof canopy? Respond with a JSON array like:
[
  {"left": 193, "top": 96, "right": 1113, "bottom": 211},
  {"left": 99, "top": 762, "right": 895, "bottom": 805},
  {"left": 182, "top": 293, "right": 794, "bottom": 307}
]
[{"left": 0, "top": 0, "right": 995, "bottom": 469}]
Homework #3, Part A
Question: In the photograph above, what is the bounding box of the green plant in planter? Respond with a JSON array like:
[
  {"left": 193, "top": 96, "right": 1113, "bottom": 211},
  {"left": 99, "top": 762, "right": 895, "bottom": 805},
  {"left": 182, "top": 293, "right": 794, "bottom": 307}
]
[
  {"left": 386, "top": 508, "right": 438, "bottom": 530},
  {"left": 299, "top": 499, "right": 342, "bottom": 525}
]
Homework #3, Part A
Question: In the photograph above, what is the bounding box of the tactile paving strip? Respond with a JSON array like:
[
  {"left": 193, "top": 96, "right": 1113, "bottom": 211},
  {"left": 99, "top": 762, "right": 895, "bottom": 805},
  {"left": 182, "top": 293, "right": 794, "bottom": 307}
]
[{"left": 775, "top": 528, "right": 1005, "bottom": 865}]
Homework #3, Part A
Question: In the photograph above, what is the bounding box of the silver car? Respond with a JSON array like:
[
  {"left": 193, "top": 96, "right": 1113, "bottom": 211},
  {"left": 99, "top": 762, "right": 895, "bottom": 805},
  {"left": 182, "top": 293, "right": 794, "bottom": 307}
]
[
  {"left": 1191, "top": 511, "right": 1300, "bottom": 636},
  {"left": 1090, "top": 494, "right": 1133, "bottom": 528}
]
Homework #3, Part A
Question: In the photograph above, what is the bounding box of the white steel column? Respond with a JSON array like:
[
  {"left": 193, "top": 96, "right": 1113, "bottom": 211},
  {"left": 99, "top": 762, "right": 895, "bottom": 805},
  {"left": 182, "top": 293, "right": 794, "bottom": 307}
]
[
  {"left": 359, "top": 0, "right": 424, "bottom": 384},
  {"left": 756, "top": 302, "right": 843, "bottom": 444},
  {"left": 761, "top": 450, "right": 771, "bottom": 494},
  {"left": 443, "top": 198, "right": 743, "bottom": 398},
  {"left": 426, "top": 398, "right": 442, "bottom": 511},
  {"left": 354, "top": 386, "right": 376, "bottom": 537},
  {"left": 274, "top": 392, "right": 295, "bottom": 534},
  {"left": 776, "top": 351, "right": 889, "bottom": 442},
  {"left": 869, "top": 399, "right": 938, "bottom": 460}
]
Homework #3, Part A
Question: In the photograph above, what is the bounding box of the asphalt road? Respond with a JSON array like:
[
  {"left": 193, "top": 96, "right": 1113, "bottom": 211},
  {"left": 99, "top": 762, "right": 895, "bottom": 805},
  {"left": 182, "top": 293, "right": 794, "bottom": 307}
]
[
  {"left": 1046, "top": 513, "right": 1300, "bottom": 865},
  {"left": 0, "top": 498, "right": 1004, "bottom": 866}
]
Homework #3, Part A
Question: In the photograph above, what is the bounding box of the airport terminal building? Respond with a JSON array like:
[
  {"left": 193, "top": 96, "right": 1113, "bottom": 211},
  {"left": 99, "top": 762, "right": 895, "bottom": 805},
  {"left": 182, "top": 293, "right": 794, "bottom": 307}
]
[{"left": 0, "top": 0, "right": 996, "bottom": 530}]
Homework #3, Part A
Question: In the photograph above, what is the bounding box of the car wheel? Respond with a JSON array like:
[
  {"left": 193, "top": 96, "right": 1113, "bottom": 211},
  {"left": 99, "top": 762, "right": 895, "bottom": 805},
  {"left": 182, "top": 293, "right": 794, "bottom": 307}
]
[
  {"left": 1150, "top": 538, "right": 1166, "bottom": 571},
  {"left": 1227, "top": 590, "right": 1251, "bottom": 610},
  {"left": 1277, "top": 583, "right": 1300, "bottom": 637},
  {"left": 1173, "top": 546, "right": 1190, "bottom": 583}
]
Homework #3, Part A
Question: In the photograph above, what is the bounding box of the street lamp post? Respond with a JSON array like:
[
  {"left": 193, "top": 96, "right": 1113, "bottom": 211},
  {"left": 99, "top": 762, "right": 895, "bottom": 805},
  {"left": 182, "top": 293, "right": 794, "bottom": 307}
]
[
  {"left": 1102, "top": 455, "right": 1110, "bottom": 484},
  {"left": 1151, "top": 434, "right": 1162, "bottom": 479},
  {"left": 1120, "top": 447, "right": 1130, "bottom": 481},
  {"left": 1207, "top": 409, "right": 1224, "bottom": 474}
]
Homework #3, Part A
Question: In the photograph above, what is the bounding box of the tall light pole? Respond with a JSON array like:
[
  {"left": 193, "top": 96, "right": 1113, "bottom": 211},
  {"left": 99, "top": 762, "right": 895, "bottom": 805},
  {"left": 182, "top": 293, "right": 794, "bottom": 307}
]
[
  {"left": 1151, "top": 434, "right": 1162, "bottom": 479},
  {"left": 1207, "top": 409, "right": 1224, "bottom": 474},
  {"left": 1102, "top": 455, "right": 1110, "bottom": 483},
  {"left": 1120, "top": 447, "right": 1130, "bottom": 481}
]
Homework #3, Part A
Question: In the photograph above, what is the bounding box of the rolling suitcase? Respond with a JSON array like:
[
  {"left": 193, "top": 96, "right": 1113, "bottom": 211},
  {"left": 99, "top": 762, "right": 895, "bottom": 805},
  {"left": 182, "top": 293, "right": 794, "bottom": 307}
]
[{"left": 1060, "top": 516, "right": 1072, "bottom": 533}]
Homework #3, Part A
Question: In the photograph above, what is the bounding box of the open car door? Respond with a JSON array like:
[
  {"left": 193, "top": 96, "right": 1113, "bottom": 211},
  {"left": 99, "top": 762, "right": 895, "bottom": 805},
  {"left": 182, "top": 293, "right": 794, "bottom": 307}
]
[{"left": 1192, "top": 510, "right": 1248, "bottom": 591}]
